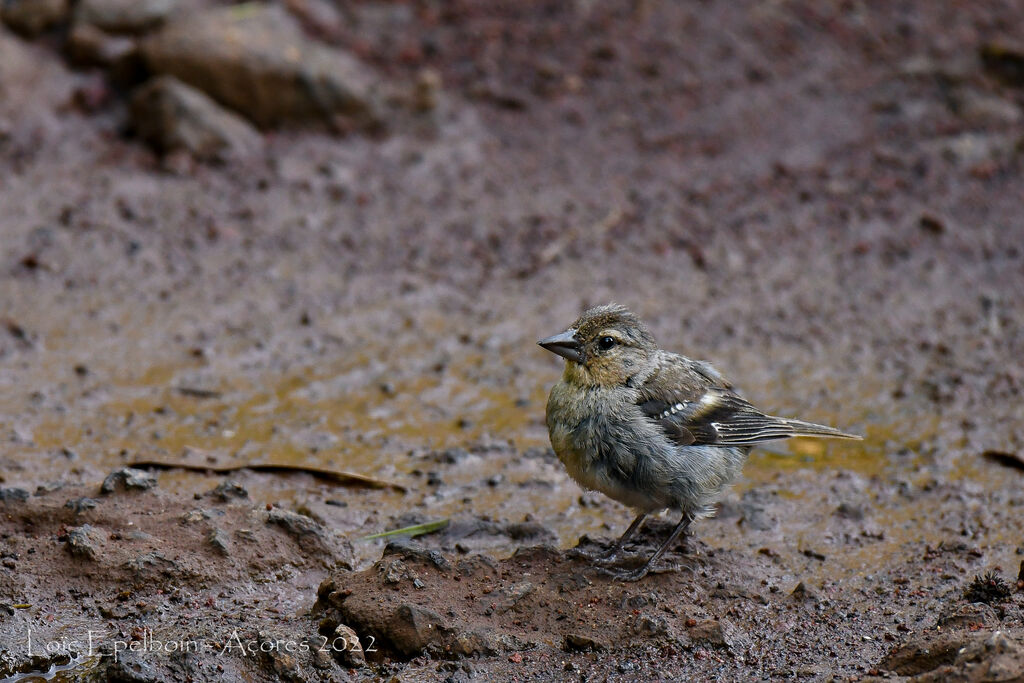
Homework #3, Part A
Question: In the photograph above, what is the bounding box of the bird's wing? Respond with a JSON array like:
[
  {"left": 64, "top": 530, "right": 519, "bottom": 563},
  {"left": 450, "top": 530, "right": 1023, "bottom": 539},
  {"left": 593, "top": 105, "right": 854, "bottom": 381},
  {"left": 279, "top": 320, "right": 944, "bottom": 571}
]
[{"left": 635, "top": 353, "right": 859, "bottom": 446}]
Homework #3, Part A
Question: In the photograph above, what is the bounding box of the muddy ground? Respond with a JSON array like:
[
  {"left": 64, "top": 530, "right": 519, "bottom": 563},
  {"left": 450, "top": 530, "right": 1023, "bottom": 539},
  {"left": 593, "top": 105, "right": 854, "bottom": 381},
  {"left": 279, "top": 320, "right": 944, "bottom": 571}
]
[{"left": 2, "top": 0, "right": 1024, "bottom": 680}]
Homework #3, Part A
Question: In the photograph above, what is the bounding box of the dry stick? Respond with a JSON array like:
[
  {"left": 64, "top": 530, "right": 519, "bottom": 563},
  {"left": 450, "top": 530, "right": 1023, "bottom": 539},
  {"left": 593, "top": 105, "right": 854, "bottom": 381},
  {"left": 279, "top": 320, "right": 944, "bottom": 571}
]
[
  {"left": 983, "top": 449, "right": 1024, "bottom": 472},
  {"left": 128, "top": 459, "right": 407, "bottom": 492}
]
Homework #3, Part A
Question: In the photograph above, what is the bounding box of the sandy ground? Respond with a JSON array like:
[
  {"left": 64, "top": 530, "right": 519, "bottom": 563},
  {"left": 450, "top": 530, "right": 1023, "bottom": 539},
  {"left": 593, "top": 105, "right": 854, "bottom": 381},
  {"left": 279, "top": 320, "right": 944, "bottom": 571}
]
[{"left": 2, "top": 0, "right": 1024, "bottom": 680}]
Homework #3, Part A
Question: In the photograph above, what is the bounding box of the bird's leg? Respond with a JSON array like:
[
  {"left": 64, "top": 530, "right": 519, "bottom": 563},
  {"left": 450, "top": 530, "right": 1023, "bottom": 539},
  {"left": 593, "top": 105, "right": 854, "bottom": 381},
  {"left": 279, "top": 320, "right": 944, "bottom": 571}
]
[
  {"left": 608, "top": 512, "right": 694, "bottom": 582},
  {"left": 569, "top": 513, "right": 647, "bottom": 564}
]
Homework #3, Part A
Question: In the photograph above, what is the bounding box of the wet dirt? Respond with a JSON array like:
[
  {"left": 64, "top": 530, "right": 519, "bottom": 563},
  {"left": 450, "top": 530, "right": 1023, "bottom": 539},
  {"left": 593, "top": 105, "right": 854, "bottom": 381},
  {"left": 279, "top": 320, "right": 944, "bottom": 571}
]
[{"left": 2, "top": 0, "right": 1024, "bottom": 680}]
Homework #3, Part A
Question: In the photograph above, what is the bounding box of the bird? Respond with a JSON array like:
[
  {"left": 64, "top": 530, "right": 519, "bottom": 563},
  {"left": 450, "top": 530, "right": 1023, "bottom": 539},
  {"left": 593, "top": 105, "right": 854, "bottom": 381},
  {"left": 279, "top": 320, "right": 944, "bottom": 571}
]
[{"left": 538, "top": 303, "right": 861, "bottom": 581}]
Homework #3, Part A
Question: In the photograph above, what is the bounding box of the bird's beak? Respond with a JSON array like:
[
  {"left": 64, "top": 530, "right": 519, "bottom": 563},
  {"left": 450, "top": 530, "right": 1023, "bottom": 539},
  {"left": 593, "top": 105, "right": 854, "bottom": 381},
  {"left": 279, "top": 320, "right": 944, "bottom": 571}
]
[{"left": 538, "top": 329, "right": 583, "bottom": 364}]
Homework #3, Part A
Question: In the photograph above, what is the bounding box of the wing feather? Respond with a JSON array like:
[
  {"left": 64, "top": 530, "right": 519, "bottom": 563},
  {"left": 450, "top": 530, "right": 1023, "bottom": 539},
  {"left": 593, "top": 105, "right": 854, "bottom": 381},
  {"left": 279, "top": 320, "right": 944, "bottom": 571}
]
[{"left": 636, "top": 353, "right": 860, "bottom": 446}]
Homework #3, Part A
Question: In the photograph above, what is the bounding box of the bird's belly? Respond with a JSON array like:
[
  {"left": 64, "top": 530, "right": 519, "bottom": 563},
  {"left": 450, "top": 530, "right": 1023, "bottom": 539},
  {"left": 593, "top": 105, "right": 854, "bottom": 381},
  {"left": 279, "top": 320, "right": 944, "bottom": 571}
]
[{"left": 551, "top": 429, "right": 666, "bottom": 511}]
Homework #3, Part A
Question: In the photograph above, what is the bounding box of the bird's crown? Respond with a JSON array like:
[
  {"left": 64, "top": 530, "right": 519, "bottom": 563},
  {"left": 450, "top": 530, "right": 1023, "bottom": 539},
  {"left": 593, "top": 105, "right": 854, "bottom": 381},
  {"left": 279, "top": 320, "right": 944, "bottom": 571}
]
[{"left": 573, "top": 303, "right": 655, "bottom": 348}]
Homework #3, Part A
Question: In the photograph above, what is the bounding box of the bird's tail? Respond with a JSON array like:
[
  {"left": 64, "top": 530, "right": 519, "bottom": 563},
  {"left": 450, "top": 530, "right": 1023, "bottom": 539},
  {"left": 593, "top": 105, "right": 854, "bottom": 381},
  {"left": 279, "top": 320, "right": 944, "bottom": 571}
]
[{"left": 779, "top": 418, "right": 862, "bottom": 441}]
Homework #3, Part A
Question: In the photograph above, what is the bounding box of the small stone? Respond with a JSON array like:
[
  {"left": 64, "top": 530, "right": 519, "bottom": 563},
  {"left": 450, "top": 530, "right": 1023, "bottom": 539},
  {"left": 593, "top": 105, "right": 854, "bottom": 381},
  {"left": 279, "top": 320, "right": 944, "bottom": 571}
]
[
  {"left": 790, "top": 581, "right": 821, "bottom": 603},
  {"left": 131, "top": 76, "right": 263, "bottom": 161},
  {"left": 254, "top": 630, "right": 303, "bottom": 681},
  {"left": 65, "top": 524, "right": 103, "bottom": 560},
  {"left": 835, "top": 502, "right": 865, "bottom": 520},
  {"left": 66, "top": 22, "right": 140, "bottom": 78},
  {"left": 632, "top": 613, "right": 669, "bottom": 637},
  {"left": 382, "top": 558, "right": 410, "bottom": 584},
  {"left": 0, "top": 488, "right": 30, "bottom": 503},
  {"left": 140, "top": 4, "right": 382, "bottom": 129},
  {"left": 936, "top": 602, "right": 998, "bottom": 630},
  {"left": 386, "top": 604, "right": 494, "bottom": 658},
  {"left": 64, "top": 497, "right": 99, "bottom": 513},
  {"left": 881, "top": 632, "right": 969, "bottom": 675},
  {"left": 918, "top": 212, "right": 946, "bottom": 235},
  {"left": 267, "top": 507, "right": 331, "bottom": 551},
  {"left": 207, "top": 480, "right": 249, "bottom": 502},
  {"left": 688, "top": 619, "right": 731, "bottom": 647},
  {"left": 980, "top": 42, "right": 1024, "bottom": 88},
  {"left": 207, "top": 528, "right": 230, "bottom": 556},
  {"left": 330, "top": 624, "right": 365, "bottom": 668},
  {"left": 75, "top": 0, "right": 176, "bottom": 33},
  {"left": 100, "top": 467, "right": 157, "bottom": 494},
  {"left": 0, "top": 0, "right": 69, "bottom": 37},
  {"left": 562, "top": 633, "right": 608, "bottom": 652}
]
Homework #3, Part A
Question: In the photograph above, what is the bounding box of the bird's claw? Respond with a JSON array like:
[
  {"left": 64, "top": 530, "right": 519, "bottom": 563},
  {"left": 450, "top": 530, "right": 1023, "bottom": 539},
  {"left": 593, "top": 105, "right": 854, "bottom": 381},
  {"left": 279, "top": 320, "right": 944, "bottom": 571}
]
[
  {"left": 592, "top": 560, "right": 690, "bottom": 582},
  {"left": 567, "top": 546, "right": 627, "bottom": 564},
  {"left": 592, "top": 564, "right": 651, "bottom": 582}
]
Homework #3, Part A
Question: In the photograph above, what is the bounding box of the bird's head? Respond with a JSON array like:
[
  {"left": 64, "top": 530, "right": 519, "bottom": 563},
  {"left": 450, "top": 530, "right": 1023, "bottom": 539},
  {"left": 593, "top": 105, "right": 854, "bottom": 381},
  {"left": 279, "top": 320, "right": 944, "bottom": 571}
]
[{"left": 538, "top": 303, "right": 657, "bottom": 387}]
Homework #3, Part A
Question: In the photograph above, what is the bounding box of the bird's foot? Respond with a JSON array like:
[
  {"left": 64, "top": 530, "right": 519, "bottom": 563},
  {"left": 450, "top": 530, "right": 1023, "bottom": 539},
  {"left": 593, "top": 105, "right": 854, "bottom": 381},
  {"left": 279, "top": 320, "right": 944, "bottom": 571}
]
[
  {"left": 592, "top": 559, "right": 695, "bottom": 582},
  {"left": 567, "top": 547, "right": 624, "bottom": 564},
  {"left": 597, "top": 564, "right": 651, "bottom": 582}
]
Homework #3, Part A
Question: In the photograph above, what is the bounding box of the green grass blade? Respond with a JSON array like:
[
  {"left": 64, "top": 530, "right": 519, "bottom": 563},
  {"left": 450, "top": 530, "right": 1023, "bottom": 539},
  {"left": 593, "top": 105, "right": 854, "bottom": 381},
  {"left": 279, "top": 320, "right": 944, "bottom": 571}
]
[{"left": 361, "top": 519, "right": 449, "bottom": 541}]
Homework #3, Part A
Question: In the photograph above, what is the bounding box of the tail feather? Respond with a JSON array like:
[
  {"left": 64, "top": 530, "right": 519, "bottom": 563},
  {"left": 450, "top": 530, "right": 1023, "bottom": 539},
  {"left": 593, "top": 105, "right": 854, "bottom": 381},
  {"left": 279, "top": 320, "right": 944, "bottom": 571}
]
[{"left": 780, "top": 418, "right": 862, "bottom": 441}]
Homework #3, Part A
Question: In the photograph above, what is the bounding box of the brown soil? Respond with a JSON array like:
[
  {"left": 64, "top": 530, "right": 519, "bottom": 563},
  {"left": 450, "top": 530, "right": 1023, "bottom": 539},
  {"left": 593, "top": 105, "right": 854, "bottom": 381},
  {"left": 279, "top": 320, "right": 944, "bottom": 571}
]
[{"left": 2, "top": 1, "right": 1024, "bottom": 681}]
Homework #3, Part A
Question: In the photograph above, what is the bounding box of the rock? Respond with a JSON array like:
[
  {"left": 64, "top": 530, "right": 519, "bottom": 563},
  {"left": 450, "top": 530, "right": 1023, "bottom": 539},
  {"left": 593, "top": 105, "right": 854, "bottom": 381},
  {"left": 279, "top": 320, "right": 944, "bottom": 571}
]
[
  {"left": 101, "top": 650, "right": 161, "bottom": 682},
  {"left": 381, "top": 542, "right": 451, "bottom": 571},
  {"left": 101, "top": 467, "right": 157, "bottom": 493},
  {"left": 131, "top": 76, "right": 262, "bottom": 161},
  {"left": 266, "top": 508, "right": 346, "bottom": 563},
  {"left": 207, "top": 480, "right": 249, "bottom": 502},
  {"left": 687, "top": 618, "right": 735, "bottom": 648},
  {"left": 951, "top": 88, "right": 1022, "bottom": 126},
  {"left": 65, "top": 524, "right": 103, "bottom": 559},
  {"left": 981, "top": 42, "right": 1024, "bottom": 88},
  {"left": 387, "top": 604, "right": 495, "bottom": 658},
  {"left": 835, "top": 502, "right": 865, "bottom": 520},
  {"left": 631, "top": 613, "right": 670, "bottom": 638},
  {"left": 955, "top": 630, "right": 1024, "bottom": 680},
  {"left": 140, "top": 4, "right": 382, "bottom": 129},
  {"left": 381, "top": 558, "right": 412, "bottom": 585},
  {"left": 64, "top": 496, "right": 99, "bottom": 513},
  {"left": 74, "top": 0, "right": 176, "bottom": 34},
  {"left": 0, "top": 0, "right": 68, "bottom": 37},
  {"left": 937, "top": 602, "right": 1000, "bottom": 630},
  {"left": 562, "top": 633, "right": 608, "bottom": 652},
  {"left": 495, "top": 582, "right": 534, "bottom": 615},
  {"left": 0, "top": 487, "right": 30, "bottom": 503},
  {"left": 329, "top": 624, "right": 365, "bottom": 668},
  {"left": 790, "top": 581, "right": 821, "bottom": 603},
  {"left": 930, "top": 132, "right": 1017, "bottom": 169},
  {"left": 67, "top": 22, "right": 136, "bottom": 66},
  {"left": 122, "top": 552, "right": 178, "bottom": 578},
  {"left": 206, "top": 528, "right": 230, "bottom": 556},
  {"left": 880, "top": 631, "right": 968, "bottom": 675},
  {"left": 254, "top": 630, "right": 303, "bottom": 682},
  {"left": 282, "top": 0, "right": 346, "bottom": 41}
]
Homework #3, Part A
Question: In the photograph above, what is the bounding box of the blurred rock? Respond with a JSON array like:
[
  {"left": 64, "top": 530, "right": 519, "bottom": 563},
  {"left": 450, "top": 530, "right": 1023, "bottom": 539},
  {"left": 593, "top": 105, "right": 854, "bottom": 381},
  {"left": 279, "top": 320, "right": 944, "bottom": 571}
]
[
  {"left": 951, "top": 88, "right": 1022, "bottom": 126},
  {"left": 100, "top": 467, "right": 157, "bottom": 493},
  {"left": 131, "top": 75, "right": 263, "bottom": 161},
  {"left": 282, "top": 0, "right": 347, "bottom": 41},
  {"left": 980, "top": 42, "right": 1024, "bottom": 88},
  {"left": 68, "top": 22, "right": 133, "bottom": 65},
  {"left": 881, "top": 631, "right": 969, "bottom": 675},
  {"left": 385, "top": 604, "right": 495, "bottom": 658},
  {"left": 563, "top": 633, "right": 608, "bottom": 652},
  {"left": 0, "top": 0, "right": 68, "bottom": 37},
  {"left": 140, "top": 4, "right": 382, "bottom": 129},
  {"left": 929, "top": 132, "right": 1018, "bottom": 169},
  {"left": 330, "top": 624, "right": 365, "bottom": 668},
  {"left": 74, "top": 0, "right": 176, "bottom": 34},
  {"left": 64, "top": 524, "right": 104, "bottom": 559},
  {"left": 66, "top": 23, "right": 143, "bottom": 84}
]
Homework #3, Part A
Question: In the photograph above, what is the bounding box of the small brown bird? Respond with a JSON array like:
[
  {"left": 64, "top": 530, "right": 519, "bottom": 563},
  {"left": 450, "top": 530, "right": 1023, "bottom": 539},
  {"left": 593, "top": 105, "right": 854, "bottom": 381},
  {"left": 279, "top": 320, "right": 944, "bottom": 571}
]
[{"left": 539, "top": 304, "right": 860, "bottom": 580}]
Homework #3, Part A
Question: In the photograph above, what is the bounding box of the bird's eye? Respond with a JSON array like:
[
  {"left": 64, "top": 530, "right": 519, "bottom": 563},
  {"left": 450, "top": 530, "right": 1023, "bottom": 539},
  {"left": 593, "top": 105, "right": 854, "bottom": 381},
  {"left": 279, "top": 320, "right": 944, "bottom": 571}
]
[{"left": 598, "top": 336, "right": 616, "bottom": 350}]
